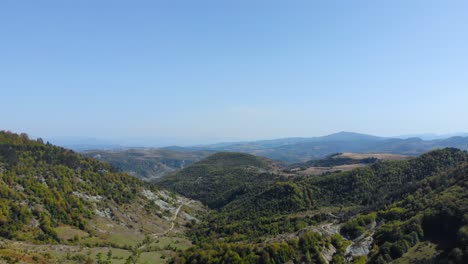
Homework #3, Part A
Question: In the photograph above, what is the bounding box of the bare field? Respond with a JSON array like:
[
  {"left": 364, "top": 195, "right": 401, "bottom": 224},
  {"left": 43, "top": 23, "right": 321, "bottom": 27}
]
[
  {"left": 337, "top": 152, "right": 409, "bottom": 160},
  {"left": 294, "top": 152, "right": 410, "bottom": 176},
  {"left": 300, "top": 164, "right": 367, "bottom": 175}
]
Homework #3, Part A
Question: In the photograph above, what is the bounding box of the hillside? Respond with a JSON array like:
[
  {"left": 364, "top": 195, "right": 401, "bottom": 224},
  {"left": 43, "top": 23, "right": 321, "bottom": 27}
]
[
  {"left": 156, "top": 152, "right": 280, "bottom": 209},
  {"left": 159, "top": 148, "right": 468, "bottom": 264},
  {"left": 0, "top": 131, "right": 206, "bottom": 263},
  {"left": 82, "top": 149, "right": 212, "bottom": 180}
]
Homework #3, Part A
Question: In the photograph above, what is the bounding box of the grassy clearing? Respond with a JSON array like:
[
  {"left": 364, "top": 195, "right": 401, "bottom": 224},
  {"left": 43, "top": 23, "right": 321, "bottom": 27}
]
[
  {"left": 0, "top": 243, "right": 149, "bottom": 264},
  {"left": 301, "top": 164, "right": 367, "bottom": 175},
  {"left": 391, "top": 241, "right": 440, "bottom": 264},
  {"left": 148, "top": 236, "right": 192, "bottom": 250},
  {"left": 55, "top": 225, "right": 90, "bottom": 241},
  {"left": 338, "top": 152, "right": 409, "bottom": 160},
  {"left": 138, "top": 251, "right": 165, "bottom": 264},
  {"left": 105, "top": 232, "right": 145, "bottom": 248}
]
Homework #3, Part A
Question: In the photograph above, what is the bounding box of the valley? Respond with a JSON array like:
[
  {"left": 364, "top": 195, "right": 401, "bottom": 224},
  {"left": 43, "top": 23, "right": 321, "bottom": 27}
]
[
  {"left": 4, "top": 1, "right": 466, "bottom": 263},
  {"left": 82, "top": 149, "right": 212, "bottom": 181},
  {"left": 1, "top": 131, "right": 467, "bottom": 264}
]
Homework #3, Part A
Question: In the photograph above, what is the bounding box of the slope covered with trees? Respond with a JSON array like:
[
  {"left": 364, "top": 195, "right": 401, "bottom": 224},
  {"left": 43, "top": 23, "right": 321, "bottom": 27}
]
[
  {"left": 156, "top": 152, "right": 280, "bottom": 208},
  {"left": 0, "top": 131, "right": 205, "bottom": 263},
  {"left": 368, "top": 161, "right": 468, "bottom": 263},
  {"left": 160, "top": 148, "right": 468, "bottom": 263},
  {"left": 0, "top": 131, "right": 144, "bottom": 241}
]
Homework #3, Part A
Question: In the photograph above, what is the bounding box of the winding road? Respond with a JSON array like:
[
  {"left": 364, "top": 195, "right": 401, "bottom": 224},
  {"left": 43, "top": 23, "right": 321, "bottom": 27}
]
[{"left": 152, "top": 201, "right": 193, "bottom": 238}]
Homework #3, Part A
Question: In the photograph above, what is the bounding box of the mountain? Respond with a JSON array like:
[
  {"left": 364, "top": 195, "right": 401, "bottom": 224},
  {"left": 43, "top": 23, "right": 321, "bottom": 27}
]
[
  {"left": 166, "top": 132, "right": 468, "bottom": 162},
  {"left": 81, "top": 148, "right": 212, "bottom": 180},
  {"left": 0, "top": 131, "right": 205, "bottom": 263},
  {"left": 318, "top": 131, "right": 386, "bottom": 142},
  {"left": 155, "top": 148, "right": 468, "bottom": 264},
  {"left": 161, "top": 132, "right": 379, "bottom": 151}
]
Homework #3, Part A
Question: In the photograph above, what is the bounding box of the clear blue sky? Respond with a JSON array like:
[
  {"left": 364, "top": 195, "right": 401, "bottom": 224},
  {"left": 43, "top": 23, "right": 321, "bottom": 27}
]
[{"left": 1, "top": 0, "right": 468, "bottom": 144}]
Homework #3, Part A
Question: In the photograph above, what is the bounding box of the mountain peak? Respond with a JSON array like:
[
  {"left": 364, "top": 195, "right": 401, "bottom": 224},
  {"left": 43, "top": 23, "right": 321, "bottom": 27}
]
[{"left": 320, "top": 131, "right": 385, "bottom": 141}]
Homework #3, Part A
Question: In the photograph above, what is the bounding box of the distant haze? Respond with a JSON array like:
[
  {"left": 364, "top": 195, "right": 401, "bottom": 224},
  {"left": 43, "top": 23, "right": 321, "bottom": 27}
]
[{"left": 38, "top": 131, "right": 468, "bottom": 151}]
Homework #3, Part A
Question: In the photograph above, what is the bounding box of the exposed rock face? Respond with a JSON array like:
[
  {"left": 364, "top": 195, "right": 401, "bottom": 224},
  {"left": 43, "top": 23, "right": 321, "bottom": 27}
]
[
  {"left": 322, "top": 244, "right": 337, "bottom": 264},
  {"left": 346, "top": 235, "right": 373, "bottom": 257},
  {"left": 345, "top": 221, "right": 377, "bottom": 260},
  {"left": 72, "top": 191, "right": 102, "bottom": 202},
  {"left": 94, "top": 208, "right": 113, "bottom": 219}
]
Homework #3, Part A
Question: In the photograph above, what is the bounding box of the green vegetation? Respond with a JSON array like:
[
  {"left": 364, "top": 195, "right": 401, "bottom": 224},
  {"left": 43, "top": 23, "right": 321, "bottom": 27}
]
[
  {"left": 161, "top": 148, "right": 468, "bottom": 263},
  {"left": 0, "top": 131, "right": 148, "bottom": 242},
  {"left": 0, "top": 131, "right": 204, "bottom": 263},
  {"left": 2, "top": 130, "right": 468, "bottom": 263},
  {"left": 300, "top": 148, "right": 467, "bottom": 208},
  {"left": 157, "top": 152, "right": 279, "bottom": 208},
  {"left": 170, "top": 230, "right": 327, "bottom": 264},
  {"left": 367, "top": 161, "right": 468, "bottom": 263},
  {"left": 341, "top": 213, "right": 376, "bottom": 239}
]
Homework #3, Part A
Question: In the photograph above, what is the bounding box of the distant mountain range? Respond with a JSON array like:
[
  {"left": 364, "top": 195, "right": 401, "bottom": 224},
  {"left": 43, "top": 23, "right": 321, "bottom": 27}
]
[
  {"left": 46, "top": 131, "right": 468, "bottom": 152},
  {"left": 394, "top": 132, "right": 468, "bottom": 140},
  {"left": 78, "top": 132, "right": 468, "bottom": 180},
  {"left": 164, "top": 131, "right": 468, "bottom": 162}
]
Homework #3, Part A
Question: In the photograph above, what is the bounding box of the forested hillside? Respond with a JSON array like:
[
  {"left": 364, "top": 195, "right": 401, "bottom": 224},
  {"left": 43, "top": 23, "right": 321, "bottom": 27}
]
[
  {"left": 0, "top": 131, "right": 141, "bottom": 241},
  {"left": 0, "top": 131, "right": 205, "bottom": 263},
  {"left": 160, "top": 148, "right": 468, "bottom": 263},
  {"left": 156, "top": 152, "right": 280, "bottom": 208}
]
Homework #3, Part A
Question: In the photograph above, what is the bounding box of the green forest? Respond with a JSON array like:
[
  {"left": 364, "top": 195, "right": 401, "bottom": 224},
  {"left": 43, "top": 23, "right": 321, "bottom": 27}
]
[
  {"left": 0, "top": 131, "right": 145, "bottom": 243},
  {"left": 1, "top": 131, "right": 468, "bottom": 263},
  {"left": 160, "top": 149, "right": 468, "bottom": 263}
]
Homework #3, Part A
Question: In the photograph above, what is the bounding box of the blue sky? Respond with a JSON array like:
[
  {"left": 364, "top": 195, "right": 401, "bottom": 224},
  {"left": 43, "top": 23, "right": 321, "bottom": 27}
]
[{"left": 1, "top": 0, "right": 468, "bottom": 144}]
